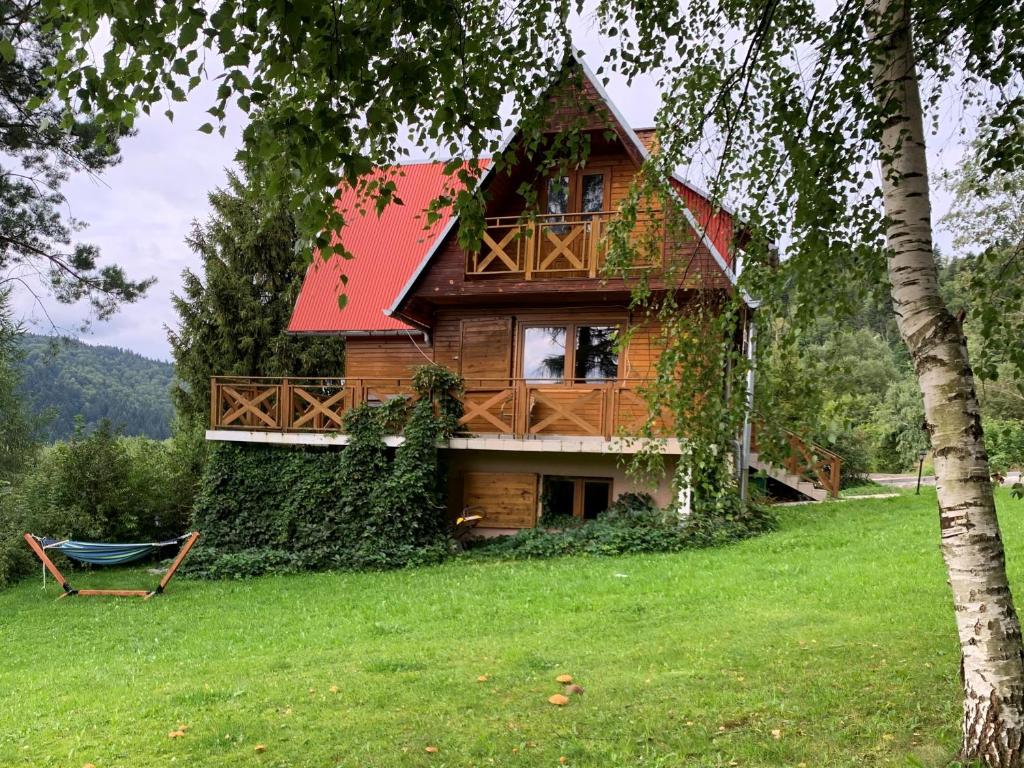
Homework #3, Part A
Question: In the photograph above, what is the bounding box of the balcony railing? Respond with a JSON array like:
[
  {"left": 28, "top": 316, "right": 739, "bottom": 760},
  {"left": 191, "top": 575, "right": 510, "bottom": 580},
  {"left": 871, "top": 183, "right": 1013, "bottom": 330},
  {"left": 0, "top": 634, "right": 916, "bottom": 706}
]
[
  {"left": 209, "top": 377, "right": 842, "bottom": 496},
  {"left": 209, "top": 376, "right": 672, "bottom": 440},
  {"left": 466, "top": 211, "right": 663, "bottom": 279}
]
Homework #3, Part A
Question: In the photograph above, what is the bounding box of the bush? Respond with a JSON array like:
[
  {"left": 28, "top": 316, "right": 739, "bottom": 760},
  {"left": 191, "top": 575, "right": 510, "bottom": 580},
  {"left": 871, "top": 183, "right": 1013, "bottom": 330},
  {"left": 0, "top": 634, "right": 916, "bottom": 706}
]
[
  {"left": 986, "top": 419, "right": 1024, "bottom": 474},
  {"left": 828, "top": 427, "right": 873, "bottom": 488},
  {"left": 467, "top": 493, "right": 775, "bottom": 561},
  {"left": 0, "top": 423, "right": 197, "bottom": 589},
  {"left": 180, "top": 546, "right": 305, "bottom": 580}
]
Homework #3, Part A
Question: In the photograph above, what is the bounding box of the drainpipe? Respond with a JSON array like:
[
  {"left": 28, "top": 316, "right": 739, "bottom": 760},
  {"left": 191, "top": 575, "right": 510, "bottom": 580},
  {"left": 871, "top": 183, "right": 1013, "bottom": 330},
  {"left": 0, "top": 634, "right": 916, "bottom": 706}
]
[{"left": 738, "top": 313, "right": 757, "bottom": 501}]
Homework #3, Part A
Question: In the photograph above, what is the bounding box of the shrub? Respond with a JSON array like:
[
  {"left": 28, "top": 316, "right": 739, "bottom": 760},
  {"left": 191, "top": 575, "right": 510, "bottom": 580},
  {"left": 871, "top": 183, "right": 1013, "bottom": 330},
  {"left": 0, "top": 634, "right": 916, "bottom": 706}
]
[
  {"left": 828, "top": 427, "right": 873, "bottom": 488},
  {"left": 187, "top": 364, "right": 463, "bottom": 578},
  {"left": 467, "top": 494, "right": 775, "bottom": 561},
  {"left": 181, "top": 546, "right": 305, "bottom": 580},
  {"left": 986, "top": 419, "right": 1024, "bottom": 474},
  {"left": 0, "top": 424, "right": 198, "bottom": 589}
]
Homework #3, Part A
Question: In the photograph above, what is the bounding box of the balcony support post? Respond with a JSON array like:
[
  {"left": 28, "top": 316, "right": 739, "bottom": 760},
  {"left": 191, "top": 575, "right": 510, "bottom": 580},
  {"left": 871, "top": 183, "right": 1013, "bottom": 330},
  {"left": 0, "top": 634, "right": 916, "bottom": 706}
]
[{"left": 210, "top": 379, "right": 220, "bottom": 429}]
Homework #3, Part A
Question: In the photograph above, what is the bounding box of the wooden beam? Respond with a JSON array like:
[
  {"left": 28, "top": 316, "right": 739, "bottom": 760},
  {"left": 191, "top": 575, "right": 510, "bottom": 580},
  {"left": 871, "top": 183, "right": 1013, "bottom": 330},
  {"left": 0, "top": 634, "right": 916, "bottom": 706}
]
[
  {"left": 155, "top": 532, "right": 200, "bottom": 595},
  {"left": 22, "top": 534, "right": 72, "bottom": 593}
]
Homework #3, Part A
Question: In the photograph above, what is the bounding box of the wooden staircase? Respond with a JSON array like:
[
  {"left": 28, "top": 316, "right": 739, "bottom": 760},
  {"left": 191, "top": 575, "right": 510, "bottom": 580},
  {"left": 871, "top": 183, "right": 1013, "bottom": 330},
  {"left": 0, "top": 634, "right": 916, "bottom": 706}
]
[{"left": 750, "top": 425, "right": 843, "bottom": 501}]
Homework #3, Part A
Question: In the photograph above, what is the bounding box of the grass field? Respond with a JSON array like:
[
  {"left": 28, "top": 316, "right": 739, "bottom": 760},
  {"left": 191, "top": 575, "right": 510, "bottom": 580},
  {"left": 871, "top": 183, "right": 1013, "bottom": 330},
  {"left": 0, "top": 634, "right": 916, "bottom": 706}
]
[{"left": 3, "top": 488, "right": 1023, "bottom": 768}]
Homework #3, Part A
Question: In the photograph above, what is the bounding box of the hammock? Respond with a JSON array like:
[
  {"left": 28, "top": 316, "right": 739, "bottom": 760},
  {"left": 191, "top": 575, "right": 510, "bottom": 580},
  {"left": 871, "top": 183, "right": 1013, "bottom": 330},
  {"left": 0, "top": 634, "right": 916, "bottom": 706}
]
[
  {"left": 24, "top": 532, "right": 200, "bottom": 599},
  {"left": 38, "top": 535, "right": 191, "bottom": 566}
]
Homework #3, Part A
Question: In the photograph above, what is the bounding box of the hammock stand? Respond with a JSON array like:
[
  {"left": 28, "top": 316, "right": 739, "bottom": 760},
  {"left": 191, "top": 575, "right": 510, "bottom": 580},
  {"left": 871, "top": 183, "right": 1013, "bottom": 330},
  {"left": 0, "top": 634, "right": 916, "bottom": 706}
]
[{"left": 23, "top": 531, "right": 200, "bottom": 599}]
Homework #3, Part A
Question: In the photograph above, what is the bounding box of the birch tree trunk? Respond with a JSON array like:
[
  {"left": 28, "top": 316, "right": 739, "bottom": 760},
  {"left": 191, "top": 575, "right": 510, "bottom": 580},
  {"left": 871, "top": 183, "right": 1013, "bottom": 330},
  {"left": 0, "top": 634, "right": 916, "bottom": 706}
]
[{"left": 868, "top": 1, "right": 1024, "bottom": 764}]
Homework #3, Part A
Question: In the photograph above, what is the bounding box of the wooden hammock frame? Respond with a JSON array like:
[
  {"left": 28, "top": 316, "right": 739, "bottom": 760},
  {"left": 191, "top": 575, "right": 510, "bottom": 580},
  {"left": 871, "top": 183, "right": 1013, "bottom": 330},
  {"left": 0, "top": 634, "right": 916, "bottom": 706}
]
[{"left": 23, "top": 532, "right": 200, "bottom": 599}]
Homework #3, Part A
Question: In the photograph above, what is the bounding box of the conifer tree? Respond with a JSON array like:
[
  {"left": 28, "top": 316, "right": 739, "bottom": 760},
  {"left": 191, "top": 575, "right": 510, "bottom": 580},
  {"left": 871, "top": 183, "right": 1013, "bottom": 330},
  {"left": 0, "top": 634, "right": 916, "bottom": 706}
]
[{"left": 169, "top": 171, "right": 345, "bottom": 427}]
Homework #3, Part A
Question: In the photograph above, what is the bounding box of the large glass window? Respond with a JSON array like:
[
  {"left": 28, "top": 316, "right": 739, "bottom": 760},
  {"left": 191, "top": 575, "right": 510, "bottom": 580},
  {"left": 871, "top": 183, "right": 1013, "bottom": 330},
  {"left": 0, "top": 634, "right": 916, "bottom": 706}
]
[
  {"left": 522, "top": 326, "right": 567, "bottom": 382},
  {"left": 541, "top": 476, "right": 613, "bottom": 522},
  {"left": 582, "top": 480, "right": 612, "bottom": 520},
  {"left": 574, "top": 325, "right": 619, "bottom": 381}
]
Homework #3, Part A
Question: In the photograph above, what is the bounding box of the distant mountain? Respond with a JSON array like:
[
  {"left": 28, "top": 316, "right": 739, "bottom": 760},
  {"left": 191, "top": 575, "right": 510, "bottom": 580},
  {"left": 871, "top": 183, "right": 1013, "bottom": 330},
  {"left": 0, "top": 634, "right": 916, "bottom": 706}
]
[{"left": 16, "top": 334, "right": 175, "bottom": 441}]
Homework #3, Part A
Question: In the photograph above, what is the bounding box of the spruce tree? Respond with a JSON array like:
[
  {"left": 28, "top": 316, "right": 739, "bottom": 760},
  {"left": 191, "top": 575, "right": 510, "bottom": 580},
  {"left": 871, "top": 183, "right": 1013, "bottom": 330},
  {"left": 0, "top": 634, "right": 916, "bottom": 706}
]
[{"left": 168, "top": 171, "right": 345, "bottom": 428}]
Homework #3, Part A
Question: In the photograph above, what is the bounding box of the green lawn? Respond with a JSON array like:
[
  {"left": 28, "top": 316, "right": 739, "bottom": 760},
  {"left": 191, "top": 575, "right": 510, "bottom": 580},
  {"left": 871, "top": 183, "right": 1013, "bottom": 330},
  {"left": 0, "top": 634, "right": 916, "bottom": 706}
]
[{"left": 3, "top": 489, "right": 1023, "bottom": 768}]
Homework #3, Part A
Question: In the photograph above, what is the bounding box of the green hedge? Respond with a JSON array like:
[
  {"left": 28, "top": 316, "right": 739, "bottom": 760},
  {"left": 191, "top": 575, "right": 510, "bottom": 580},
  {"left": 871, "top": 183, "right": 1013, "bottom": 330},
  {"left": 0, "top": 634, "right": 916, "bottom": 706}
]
[{"left": 187, "top": 366, "right": 462, "bottom": 578}]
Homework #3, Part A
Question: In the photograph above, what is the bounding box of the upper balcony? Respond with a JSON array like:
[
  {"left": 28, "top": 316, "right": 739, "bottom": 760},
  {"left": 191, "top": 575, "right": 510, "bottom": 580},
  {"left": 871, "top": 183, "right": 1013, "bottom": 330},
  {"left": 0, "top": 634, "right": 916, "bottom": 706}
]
[{"left": 466, "top": 210, "right": 663, "bottom": 280}]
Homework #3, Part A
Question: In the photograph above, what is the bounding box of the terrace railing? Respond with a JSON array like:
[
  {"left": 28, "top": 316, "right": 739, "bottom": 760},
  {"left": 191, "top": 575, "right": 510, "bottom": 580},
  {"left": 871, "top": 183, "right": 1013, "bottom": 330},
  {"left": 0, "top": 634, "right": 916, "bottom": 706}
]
[
  {"left": 210, "top": 376, "right": 670, "bottom": 440},
  {"left": 209, "top": 377, "right": 841, "bottom": 496}
]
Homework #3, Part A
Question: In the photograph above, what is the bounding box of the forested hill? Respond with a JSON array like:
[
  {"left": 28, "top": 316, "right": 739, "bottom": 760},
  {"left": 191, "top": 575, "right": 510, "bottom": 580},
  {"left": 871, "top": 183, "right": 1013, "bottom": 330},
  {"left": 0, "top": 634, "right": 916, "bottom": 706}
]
[{"left": 16, "top": 335, "right": 175, "bottom": 441}]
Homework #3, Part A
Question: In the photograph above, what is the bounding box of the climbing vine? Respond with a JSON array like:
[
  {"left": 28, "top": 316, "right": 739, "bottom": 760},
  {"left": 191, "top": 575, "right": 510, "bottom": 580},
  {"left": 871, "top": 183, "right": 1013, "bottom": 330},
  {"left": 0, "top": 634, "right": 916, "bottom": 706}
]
[{"left": 187, "top": 365, "right": 463, "bottom": 578}]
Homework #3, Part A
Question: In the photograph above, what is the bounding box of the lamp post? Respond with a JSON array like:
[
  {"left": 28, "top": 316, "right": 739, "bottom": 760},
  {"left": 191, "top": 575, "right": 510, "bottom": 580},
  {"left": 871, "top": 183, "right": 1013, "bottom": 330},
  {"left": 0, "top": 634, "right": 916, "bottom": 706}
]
[{"left": 916, "top": 449, "right": 928, "bottom": 495}]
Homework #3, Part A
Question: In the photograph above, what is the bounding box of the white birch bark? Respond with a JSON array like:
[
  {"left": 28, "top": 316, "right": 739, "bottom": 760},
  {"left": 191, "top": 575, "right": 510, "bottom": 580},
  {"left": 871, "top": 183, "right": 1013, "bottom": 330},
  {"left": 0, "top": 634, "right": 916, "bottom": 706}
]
[{"left": 868, "top": 1, "right": 1024, "bottom": 764}]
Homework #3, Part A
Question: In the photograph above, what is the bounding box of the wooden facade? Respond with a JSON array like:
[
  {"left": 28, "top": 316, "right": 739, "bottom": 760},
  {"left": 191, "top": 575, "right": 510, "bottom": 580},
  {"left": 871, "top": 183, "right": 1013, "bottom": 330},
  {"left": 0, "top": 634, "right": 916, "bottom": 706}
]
[{"left": 207, "top": 56, "right": 843, "bottom": 527}]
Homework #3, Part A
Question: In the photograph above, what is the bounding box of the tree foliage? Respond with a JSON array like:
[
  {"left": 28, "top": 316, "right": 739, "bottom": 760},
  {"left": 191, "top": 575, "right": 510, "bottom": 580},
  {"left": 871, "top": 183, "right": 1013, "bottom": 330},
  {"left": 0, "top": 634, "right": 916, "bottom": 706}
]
[
  {"left": 168, "top": 170, "right": 346, "bottom": 427},
  {"left": 16, "top": 333, "right": 174, "bottom": 440},
  {"left": 0, "top": 0, "right": 152, "bottom": 317},
  {"left": 0, "top": 422, "right": 194, "bottom": 588},
  {"left": 0, "top": 289, "right": 37, "bottom": 481}
]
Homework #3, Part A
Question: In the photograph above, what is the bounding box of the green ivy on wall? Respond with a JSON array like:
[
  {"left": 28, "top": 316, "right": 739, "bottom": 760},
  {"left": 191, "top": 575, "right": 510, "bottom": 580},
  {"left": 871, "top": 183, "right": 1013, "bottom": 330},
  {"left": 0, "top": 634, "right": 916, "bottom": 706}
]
[{"left": 187, "top": 365, "right": 464, "bottom": 578}]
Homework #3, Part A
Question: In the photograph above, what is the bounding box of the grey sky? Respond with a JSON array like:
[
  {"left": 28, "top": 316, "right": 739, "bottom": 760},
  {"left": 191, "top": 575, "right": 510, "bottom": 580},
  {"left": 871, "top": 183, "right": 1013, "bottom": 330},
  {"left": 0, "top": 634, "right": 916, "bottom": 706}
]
[{"left": 9, "top": 33, "right": 963, "bottom": 363}]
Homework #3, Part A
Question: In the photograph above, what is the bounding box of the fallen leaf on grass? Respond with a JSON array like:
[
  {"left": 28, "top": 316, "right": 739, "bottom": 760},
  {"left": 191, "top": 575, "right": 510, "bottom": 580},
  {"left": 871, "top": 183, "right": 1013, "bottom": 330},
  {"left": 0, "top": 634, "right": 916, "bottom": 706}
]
[
  {"left": 771, "top": 729, "right": 782, "bottom": 740},
  {"left": 548, "top": 694, "right": 569, "bottom": 706},
  {"left": 254, "top": 744, "right": 267, "bottom": 753},
  {"left": 329, "top": 685, "right": 339, "bottom": 694},
  {"left": 425, "top": 746, "right": 439, "bottom": 754},
  {"left": 83, "top": 764, "right": 96, "bottom": 768},
  {"left": 167, "top": 730, "right": 185, "bottom": 739},
  {"left": 477, "top": 675, "right": 489, "bottom": 682},
  {"left": 559, "top": 757, "right": 568, "bottom": 765}
]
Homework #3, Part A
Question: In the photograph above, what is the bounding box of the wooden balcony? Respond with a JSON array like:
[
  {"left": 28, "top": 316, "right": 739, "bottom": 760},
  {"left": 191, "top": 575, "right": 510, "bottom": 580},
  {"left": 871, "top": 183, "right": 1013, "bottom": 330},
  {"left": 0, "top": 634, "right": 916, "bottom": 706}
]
[
  {"left": 209, "top": 376, "right": 672, "bottom": 441},
  {"left": 466, "top": 211, "right": 663, "bottom": 279},
  {"left": 209, "top": 378, "right": 841, "bottom": 497}
]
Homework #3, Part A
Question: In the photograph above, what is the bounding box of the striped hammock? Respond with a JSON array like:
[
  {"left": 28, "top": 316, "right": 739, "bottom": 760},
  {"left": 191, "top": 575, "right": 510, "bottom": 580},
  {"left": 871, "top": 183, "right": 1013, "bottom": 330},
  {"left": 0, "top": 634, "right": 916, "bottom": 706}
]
[{"left": 38, "top": 535, "right": 192, "bottom": 566}]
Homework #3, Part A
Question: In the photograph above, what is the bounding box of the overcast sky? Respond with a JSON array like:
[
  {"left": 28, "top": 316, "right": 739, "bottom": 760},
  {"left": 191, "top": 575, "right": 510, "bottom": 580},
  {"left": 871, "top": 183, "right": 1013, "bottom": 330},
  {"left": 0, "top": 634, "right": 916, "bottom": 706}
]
[{"left": 9, "top": 31, "right": 965, "bottom": 363}]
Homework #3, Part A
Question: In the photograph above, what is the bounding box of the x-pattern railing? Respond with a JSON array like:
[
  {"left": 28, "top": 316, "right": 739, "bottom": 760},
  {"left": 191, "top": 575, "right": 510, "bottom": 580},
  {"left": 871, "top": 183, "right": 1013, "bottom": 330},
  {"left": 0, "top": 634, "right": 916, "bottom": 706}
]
[
  {"left": 466, "top": 211, "right": 663, "bottom": 279},
  {"left": 212, "top": 376, "right": 668, "bottom": 440}
]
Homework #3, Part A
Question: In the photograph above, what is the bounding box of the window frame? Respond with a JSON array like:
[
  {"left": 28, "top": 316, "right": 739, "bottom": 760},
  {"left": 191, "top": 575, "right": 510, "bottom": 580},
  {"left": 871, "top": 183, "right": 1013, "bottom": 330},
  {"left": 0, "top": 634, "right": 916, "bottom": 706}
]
[
  {"left": 539, "top": 165, "right": 612, "bottom": 216},
  {"left": 517, "top": 320, "right": 623, "bottom": 385},
  {"left": 541, "top": 475, "right": 614, "bottom": 521}
]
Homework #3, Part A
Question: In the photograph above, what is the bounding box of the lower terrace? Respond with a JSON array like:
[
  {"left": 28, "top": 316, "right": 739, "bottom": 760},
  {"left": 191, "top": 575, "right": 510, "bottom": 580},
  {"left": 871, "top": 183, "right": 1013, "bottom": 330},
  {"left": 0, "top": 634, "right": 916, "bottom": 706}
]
[{"left": 208, "top": 376, "right": 676, "bottom": 451}]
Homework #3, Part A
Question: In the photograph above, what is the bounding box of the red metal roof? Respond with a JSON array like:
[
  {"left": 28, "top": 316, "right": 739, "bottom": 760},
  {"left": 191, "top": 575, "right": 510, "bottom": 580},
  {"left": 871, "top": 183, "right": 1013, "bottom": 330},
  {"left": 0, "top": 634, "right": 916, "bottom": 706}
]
[{"left": 288, "top": 161, "right": 483, "bottom": 334}]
